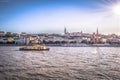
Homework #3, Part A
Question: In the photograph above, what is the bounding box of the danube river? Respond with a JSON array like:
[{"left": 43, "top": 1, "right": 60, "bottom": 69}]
[{"left": 0, "top": 46, "right": 120, "bottom": 80}]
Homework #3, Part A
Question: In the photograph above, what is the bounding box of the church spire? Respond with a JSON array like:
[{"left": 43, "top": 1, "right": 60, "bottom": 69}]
[
  {"left": 64, "top": 27, "right": 67, "bottom": 34},
  {"left": 97, "top": 27, "right": 99, "bottom": 35}
]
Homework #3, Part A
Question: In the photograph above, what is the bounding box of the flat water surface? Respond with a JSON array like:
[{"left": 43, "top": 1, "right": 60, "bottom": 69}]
[{"left": 0, "top": 46, "right": 120, "bottom": 80}]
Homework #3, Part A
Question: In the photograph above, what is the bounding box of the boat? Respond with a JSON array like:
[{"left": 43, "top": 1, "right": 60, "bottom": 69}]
[{"left": 19, "top": 44, "right": 49, "bottom": 51}]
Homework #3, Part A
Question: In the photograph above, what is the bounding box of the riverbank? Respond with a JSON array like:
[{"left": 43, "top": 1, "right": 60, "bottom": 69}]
[
  {"left": 0, "top": 44, "right": 30, "bottom": 46},
  {"left": 0, "top": 43, "right": 120, "bottom": 47},
  {"left": 47, "top": 44, "right": 120, "bottom": 47}
]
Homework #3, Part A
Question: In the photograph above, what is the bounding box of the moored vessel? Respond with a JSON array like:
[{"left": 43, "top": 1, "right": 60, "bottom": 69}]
[{"left": 19, "top": 44, "right": 49, "bottom": 51}]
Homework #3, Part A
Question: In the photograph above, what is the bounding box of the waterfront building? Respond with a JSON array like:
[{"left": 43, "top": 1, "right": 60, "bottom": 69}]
[
  {"left": 82, "top": 33, "right": 91, "bottom": 37},
  {"left": 0, "top": 31, "right": 5, "bottom": 37},
  {"left": 64, "top": 27, "right": 83, "bottom": 37},
  {"left": 100, "top": 38, "right": 107, "bottom": 43},
  {"left": 29, "top": 36, "right": 35, "bottom": 41},
  {"left": 6, "top": 32, "right": 12, "bottom": 35},
  {"left": 0, "top": 38, "right": 8, "bottom": 43},
  {"left": 26, "top": 37, "right": 30, "bottom": 45},
  {"left": 14, "top": 38, "right": 26, "bottom": 44},
  {"left": 107, "top": 37, "right": 120, "bottom": 44},
  {"left": 20, "top": 32, "right": 27, "bottom": 37},
  {"left": 8, "top": 37, "right": 14, "bottom": 43}
]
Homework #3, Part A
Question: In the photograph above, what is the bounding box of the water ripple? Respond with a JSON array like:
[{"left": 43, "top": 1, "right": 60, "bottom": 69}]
[{"left": 0, "top": 47, "right": 120, "bottom": 80}]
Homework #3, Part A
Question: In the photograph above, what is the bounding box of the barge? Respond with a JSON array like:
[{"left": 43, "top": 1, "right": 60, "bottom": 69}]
[{"left": 19, "top": 44, "right": 49, "bottom": 51}]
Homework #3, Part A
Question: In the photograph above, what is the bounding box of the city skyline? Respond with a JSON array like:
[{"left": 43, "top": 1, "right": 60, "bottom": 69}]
[{"left": 0, "top": 0, "right": 120, "bottom": 34}]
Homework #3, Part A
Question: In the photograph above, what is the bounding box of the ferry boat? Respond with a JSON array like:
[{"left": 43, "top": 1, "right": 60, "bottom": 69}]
[{"left": 19, "top": 44, "right": 49, "bottom": 51}]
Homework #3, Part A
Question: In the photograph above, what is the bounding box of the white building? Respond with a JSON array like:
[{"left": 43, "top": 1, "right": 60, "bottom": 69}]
[
  {"left": 14, "top": 38, "right": 26, "bottom": 44},
  {"left": 0, "top": 38, "right": 8, "bottom": 43}
]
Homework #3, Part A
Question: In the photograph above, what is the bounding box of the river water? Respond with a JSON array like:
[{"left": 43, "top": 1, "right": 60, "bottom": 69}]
[{"left": 0, "top": 46, "right": 120, "bottom": 80}]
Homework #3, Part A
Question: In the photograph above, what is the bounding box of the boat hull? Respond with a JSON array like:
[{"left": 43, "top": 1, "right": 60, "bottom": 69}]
[{"left": 19, "top": 48, "right": 49, "bottom": 51}]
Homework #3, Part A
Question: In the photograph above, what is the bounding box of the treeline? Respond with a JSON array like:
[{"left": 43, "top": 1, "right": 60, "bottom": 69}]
[
  {"left": 42, "top": 40, "right": 77, "bottom": 44},
  {"left": 0, "top": 33, "right": 18, "bottom": 37}
]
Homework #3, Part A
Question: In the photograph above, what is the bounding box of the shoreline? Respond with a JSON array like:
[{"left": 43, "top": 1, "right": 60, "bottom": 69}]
[{"left": 0, "top": 44, "right": 120, "bottom": 47}]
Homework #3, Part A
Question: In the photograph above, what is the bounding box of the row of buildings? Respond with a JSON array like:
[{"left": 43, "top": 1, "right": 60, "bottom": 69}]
[
  {"left": 63, "top": 27, "right": 120, "bottom": 44},
  {"left": 0, "top": 28, "right": 120, "bottom": 45}
]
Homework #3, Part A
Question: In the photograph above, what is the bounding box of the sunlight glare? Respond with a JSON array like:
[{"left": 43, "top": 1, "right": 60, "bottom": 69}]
[{"left": 113, "top": 4, "right": 120, "bottom": 15}]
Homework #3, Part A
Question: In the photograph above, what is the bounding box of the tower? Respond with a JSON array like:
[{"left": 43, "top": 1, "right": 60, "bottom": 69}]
[
  {"left": 97, "top": 27, "right": 99, "bottom": 35},
  {"left": 64, "top": 27, "right": 67, "bottom": 34},
  {"left": 96, "top": 27, "right": 99, "bottom": 43}
]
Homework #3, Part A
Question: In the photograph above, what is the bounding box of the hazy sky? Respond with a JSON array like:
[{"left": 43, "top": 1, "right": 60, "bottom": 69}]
[{"left": 0, "top": 0, "right": 120, "bottom": 34}]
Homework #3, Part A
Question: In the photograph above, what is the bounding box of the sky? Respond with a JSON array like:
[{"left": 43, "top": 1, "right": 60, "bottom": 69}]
[{"left": 0, "top": 0, "right": 120, "bottom": 34}]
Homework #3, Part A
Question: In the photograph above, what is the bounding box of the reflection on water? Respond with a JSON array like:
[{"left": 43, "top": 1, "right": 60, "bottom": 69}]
[{"left": 0, "top": 46, "right": 120, "bottom": 80}]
